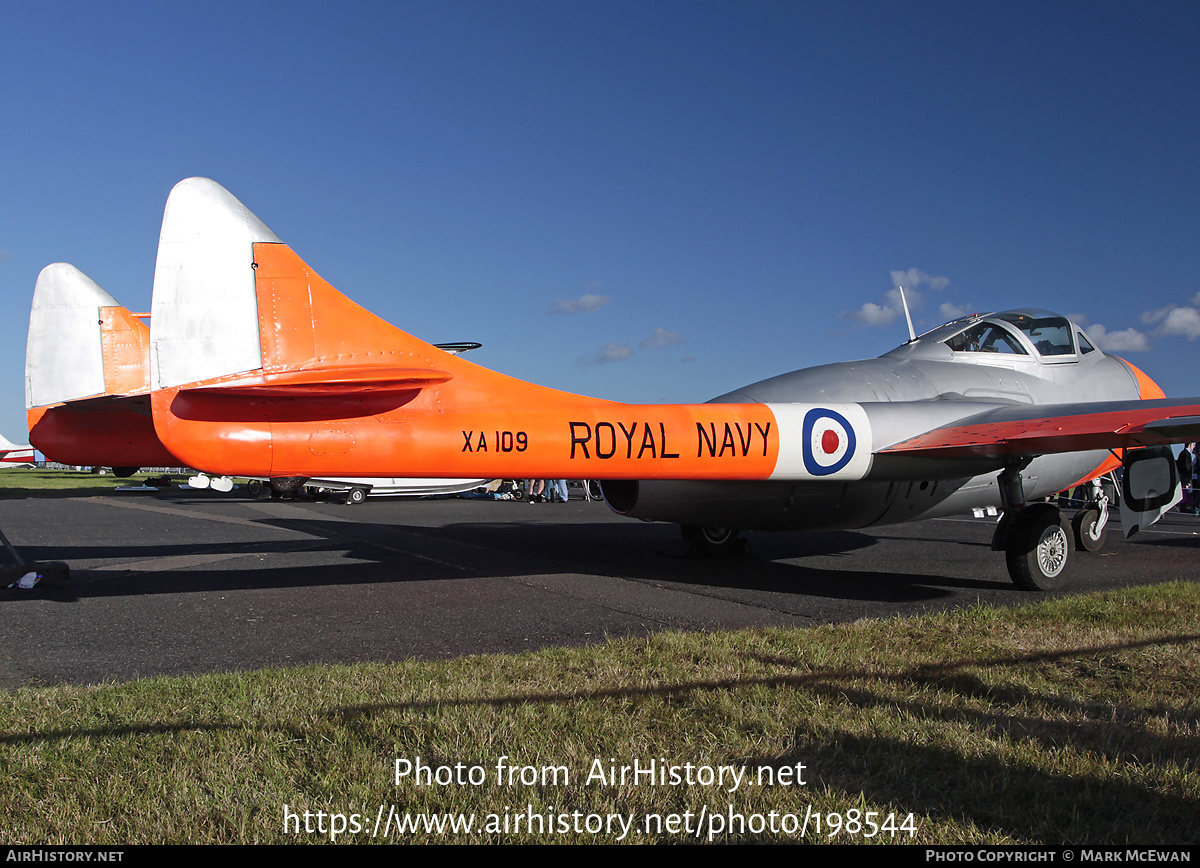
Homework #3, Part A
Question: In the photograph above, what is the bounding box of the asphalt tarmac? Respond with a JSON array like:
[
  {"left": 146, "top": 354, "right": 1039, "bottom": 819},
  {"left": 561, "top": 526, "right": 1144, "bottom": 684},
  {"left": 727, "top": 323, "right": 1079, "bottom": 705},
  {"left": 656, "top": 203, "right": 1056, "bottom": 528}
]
[{"left": 2, "top": 486, "right": 1197, "bottom": 688}]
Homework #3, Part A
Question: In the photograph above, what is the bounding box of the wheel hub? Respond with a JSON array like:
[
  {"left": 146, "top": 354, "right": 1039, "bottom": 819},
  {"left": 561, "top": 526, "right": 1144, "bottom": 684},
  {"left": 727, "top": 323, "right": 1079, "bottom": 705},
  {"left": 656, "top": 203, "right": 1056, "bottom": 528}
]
[{"left": 1037, "top": 526, "right": 1068, "bottom": 577}]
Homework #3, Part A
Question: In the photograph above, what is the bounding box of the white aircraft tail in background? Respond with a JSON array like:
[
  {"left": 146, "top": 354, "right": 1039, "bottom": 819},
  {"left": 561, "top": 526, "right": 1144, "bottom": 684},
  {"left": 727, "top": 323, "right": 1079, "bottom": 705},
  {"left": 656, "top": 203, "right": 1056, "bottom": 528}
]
[
  {"left": 25, "top": 263, "right": 179, "bottom": 472},
  {"left": 0, "top": 434, "right": 35, "bottom": 468}
]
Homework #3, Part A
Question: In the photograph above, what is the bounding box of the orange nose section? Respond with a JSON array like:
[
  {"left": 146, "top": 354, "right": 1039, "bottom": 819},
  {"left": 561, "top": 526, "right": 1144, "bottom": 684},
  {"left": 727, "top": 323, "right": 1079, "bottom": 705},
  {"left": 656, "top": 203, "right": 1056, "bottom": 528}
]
[
  {"left": 1118, "top": 358, "right": 1166, "bottom": 400},
  {"left": 1065, "top": 357, "right": 1169, "bottom": 491}
]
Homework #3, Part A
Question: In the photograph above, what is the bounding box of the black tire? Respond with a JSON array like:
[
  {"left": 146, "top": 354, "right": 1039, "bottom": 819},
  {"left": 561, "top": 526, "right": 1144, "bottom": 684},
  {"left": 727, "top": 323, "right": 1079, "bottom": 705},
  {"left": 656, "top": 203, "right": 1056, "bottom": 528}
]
[
  {"left": 681, "top": 524, "right": 740, "bottom": 555},
  {"left": 247, "top": 479, "right": 271, "bottom": 500},
  {"left": 347, "top": 487, "right": 368, "bottom": 505},
  {"left": 1072, "top": 507, "right": 1106, "bottom": 552},
  {"left": 1006, "top": 504, "right": 1071, "bottom": 591}
]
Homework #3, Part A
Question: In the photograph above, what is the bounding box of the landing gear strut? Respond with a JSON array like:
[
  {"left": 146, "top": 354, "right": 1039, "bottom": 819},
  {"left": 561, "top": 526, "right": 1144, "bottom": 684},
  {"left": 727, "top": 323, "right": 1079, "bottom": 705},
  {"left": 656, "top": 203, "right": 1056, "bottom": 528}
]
[
  {"left": 992, "top": 460, "right": 1073, "bottom": 591},
  {"left": 1071, "top": 477, "right": 1110, "bottom": 553}
]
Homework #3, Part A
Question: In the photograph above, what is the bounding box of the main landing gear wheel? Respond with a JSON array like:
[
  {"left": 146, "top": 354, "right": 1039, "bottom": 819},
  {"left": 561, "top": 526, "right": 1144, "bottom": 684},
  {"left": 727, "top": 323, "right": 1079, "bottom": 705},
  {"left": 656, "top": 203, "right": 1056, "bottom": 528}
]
[
  {"left": 343, "top": 487, "right": 368, "bottom": 505},
  {"left": 1005, "top": 504, "right": 1072, "bottom": 592},
  {"left": 1072, "top": 506, "right": 1106, "bottom": 552},
  {"left": 681, "top": 524, "right": 741, "bottom": 556},
  {"left": 246, "top": 479, "right": 271, "bottom": 500}
]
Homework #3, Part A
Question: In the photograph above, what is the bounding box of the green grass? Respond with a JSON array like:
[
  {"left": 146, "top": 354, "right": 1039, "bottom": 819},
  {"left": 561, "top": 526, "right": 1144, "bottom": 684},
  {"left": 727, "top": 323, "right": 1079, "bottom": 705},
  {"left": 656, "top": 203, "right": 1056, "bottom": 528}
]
[
  {"left": 0, "top": 468, "right": 183, "bottom": 498},
  {"left": 2, "top": 582, "right": 1198, "bottom": 844}
]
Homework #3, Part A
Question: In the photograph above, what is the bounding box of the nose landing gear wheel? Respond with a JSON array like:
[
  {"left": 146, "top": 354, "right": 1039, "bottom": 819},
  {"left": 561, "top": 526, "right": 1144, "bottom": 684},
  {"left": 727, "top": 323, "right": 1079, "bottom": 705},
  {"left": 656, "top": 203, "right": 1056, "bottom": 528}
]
[{"left": 1072, "top": 506, "right": 1106, "bottom": 552}]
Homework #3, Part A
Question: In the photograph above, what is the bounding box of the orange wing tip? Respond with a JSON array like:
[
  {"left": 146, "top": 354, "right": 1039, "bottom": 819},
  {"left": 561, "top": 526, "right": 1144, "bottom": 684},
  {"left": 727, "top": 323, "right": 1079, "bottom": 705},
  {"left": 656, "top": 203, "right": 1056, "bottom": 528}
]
[{"left": 180, "top": 365, "right": 453, "bottom": 396}]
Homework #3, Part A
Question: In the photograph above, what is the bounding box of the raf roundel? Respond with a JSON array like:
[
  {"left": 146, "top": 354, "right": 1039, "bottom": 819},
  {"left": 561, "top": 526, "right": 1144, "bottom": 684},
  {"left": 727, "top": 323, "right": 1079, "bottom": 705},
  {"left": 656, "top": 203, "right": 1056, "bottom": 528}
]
[{"left": 801, "top": 408, "right": 857, "bottom": 476}]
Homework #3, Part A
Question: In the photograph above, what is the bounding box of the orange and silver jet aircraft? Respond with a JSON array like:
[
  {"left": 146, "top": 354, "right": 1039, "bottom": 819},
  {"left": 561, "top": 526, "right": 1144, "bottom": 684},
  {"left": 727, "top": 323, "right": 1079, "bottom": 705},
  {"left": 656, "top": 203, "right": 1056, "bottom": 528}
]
[{"left": 45, "top": 178, "right": 1200, "bottom": 590}]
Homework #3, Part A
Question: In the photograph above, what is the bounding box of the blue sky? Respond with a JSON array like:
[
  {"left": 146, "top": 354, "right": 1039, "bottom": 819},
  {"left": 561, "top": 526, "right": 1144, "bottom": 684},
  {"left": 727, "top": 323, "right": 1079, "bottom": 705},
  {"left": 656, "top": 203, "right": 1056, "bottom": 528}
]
[{"left": 3, "top": 1, "right": 1198, "bottom": 443}]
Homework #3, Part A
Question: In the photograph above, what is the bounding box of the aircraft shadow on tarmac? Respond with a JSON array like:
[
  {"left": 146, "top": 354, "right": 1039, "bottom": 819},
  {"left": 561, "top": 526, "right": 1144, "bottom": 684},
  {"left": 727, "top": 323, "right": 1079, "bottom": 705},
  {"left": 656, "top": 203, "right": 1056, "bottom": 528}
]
[
  {"left": 4, "top": 504, "right": 1026, "bottom": 606},
  {"left": 430, "top": 518, "right": 1014, "bottom": 599},
  {"left": 1133, "top": 532, "right": 1200, "bottom": 549}
]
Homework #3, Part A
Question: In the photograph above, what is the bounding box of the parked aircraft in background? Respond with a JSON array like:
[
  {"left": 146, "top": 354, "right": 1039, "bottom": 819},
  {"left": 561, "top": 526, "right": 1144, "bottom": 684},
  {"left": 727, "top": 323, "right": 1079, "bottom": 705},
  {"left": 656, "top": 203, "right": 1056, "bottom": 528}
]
[
  {"left": 242, "top": 476, "right": 491, "bottom": 504},
  {"left": 26, "top": 263, "right": 179, "bottom": 474},
  {"left": 0, "top": 434, "right": 35, "bottom": 468},
  {"left": 25, "top": 262, "right": 488, "bottom": 499},
  {"left": 39, "top": 178, "right": 1200, "bottom": 590}
]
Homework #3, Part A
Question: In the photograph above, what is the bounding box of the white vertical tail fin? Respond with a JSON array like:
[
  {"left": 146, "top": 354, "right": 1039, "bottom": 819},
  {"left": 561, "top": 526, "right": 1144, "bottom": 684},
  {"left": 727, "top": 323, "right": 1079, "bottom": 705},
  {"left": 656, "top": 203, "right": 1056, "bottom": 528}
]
[
  {"left": 26, "top": 263, "right": 119, "bottom": 408},
  {"left": 150, "top": 177, "right": 281, "bottom": 390}
]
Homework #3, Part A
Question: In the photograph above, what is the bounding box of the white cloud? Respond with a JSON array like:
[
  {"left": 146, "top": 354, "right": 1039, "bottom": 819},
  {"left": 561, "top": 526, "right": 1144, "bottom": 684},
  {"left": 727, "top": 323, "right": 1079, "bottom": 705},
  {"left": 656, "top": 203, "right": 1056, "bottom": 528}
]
[
  {"left": 1155, "top": 306, "right": 1200, "bottom": 340},
  {"left": 1140, "top": 301, "right": 1200, "bottom": 340},
  {"left": 890, "top": 268, "right": 949, "bottom": 292},
  {"left": 843, "top": 267, "right": 952, "bottom": 328},
  {"left": 639, "top": 328, "right": 686, "bottom": 349},
  {"left": 548, "top": 293, "right": 610, "bottom": 315},
  {"left": 598, "top": 342, "right": 633, "bottom": 362},
  {"left": 884, "top": 286, "right": 913, "bottom": 310},
  {"left": 577, "top": 342, "right": 634, "bottom": 366},
  {"left": 845, "top": 301, "right": 900, "bottom": 326},
  {"left": 1141, "top": 304, "right": 1175, "bottom": 325},
  {"left": 1087, "top": 324, "right": 1151, "bottom": 352},
  {"left": 939, "top": 302, "right": 972, "bottom": 320},
  {"left": 575, "top": 328, "right": 685, "bottom": 366}
]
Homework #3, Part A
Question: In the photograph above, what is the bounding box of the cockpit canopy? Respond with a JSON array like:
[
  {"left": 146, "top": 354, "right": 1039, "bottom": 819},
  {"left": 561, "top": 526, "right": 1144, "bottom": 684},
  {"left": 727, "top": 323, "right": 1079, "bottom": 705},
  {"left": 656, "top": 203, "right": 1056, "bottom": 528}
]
[{"left": 911, "top": 309, "right": 1097, "bottom": 364}]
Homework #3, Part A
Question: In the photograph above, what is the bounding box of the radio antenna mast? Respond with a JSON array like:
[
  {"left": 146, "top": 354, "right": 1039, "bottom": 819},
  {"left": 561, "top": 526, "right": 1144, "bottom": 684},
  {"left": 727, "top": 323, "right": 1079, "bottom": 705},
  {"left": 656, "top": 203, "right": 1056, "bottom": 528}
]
[{"left": 898, "top": 285, "right": 917, "bottom": 342}]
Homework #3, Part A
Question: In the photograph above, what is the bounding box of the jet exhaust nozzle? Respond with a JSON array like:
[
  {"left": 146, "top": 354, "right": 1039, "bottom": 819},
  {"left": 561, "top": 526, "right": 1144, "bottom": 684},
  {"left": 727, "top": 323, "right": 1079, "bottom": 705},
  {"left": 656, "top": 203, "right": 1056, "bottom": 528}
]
[{"left": 599, "top": 479, "right": 639, "bottom": 515}]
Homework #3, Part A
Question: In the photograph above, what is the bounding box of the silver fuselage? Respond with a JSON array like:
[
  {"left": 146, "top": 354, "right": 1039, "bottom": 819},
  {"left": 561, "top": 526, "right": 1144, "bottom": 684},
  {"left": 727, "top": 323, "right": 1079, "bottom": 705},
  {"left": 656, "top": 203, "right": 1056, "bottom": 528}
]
[{"left": 603, "top": 310, "right": 1146, "bottom": 531}]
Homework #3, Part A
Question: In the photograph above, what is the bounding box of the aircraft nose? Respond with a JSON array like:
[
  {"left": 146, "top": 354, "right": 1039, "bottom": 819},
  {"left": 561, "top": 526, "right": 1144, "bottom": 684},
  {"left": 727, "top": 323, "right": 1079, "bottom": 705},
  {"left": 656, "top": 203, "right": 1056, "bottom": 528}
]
[{"left": 1117, "top": 358, "right": 1166, "bottom": 400}]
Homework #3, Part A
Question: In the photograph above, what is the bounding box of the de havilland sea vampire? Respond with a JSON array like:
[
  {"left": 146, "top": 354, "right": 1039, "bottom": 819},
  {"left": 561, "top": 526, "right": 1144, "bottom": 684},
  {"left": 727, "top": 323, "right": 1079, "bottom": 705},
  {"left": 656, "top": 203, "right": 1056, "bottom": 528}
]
[{"left": 26, "top": 178, "right": 1200, "bottom": 590}]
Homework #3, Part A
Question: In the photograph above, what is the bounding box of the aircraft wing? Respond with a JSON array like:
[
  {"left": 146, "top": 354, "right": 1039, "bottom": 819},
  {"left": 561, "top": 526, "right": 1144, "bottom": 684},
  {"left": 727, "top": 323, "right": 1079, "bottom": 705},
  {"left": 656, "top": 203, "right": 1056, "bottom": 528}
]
[{"left": 878, "top": 397, "right": 1200, "bottom": 459}]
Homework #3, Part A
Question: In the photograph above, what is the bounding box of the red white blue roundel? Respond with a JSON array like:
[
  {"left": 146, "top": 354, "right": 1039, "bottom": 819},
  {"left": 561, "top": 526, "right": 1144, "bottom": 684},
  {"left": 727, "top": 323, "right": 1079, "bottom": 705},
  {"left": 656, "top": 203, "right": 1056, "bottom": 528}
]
[{"left": 802, "top": 408, "right": 857, "bottom": 476}]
